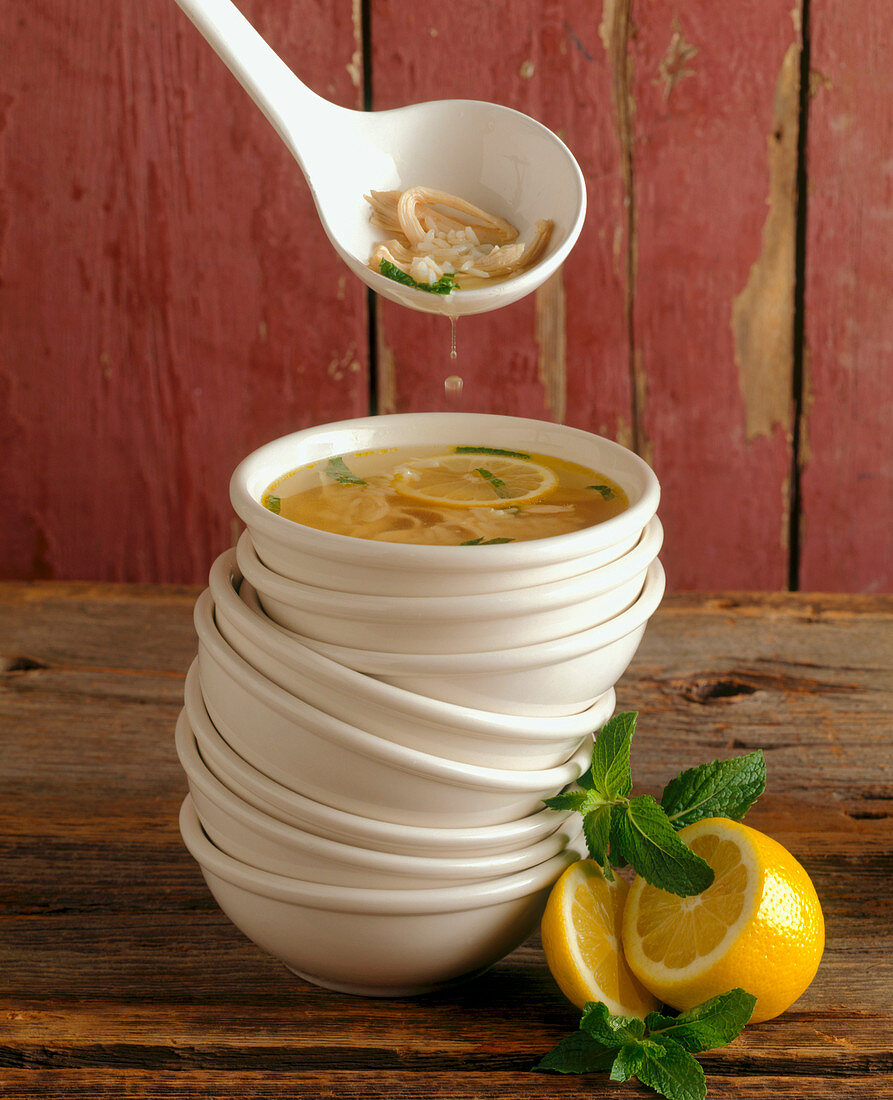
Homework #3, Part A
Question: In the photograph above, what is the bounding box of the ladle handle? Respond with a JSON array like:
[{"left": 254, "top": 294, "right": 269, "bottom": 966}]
[{"left": 172, "top": 0, "right": 334, "bottom": 177}]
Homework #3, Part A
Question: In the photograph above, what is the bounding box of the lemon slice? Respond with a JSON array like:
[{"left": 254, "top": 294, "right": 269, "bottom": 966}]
[
  {"left": 541, "top": 859, "right": 659, "bottom": 1016},
  {"left": 621, "top": 818, "right": 825, "bottom": 1023},
  {"left": 391, "top": 453, "right": 557, "bottom": 508}
]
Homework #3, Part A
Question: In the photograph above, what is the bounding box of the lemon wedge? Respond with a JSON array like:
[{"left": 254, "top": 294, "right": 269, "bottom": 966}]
[
  {"left": 541, "top": 859, "right": 659, "bottom": 1016},
  {"left": 391, "top": 453, "right": 557, "bottom": 509},
  {"left": 621, "top": 818, "right": 825, "bottom": 1023}
]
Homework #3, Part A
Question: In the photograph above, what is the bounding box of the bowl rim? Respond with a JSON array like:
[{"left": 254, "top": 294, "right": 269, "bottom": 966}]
[
  {"left": 210, "top": 548, "right": 617, "bottom": 742},
  {"left": 235, "top": 516, "right": 663, "bottom": 622},
  {"left": 284, "top": 559, "right": 665, "bottom": 674},
  {"left": 183, "top": 661, "right": 576, "bottom": 850},
  {"left": 180, "top": 795, "right": 585, "bottom": 914},
  {"left": 194, "top": 589, "right": 594, "bottom": 792},
  {"left": 176, "top": 709, "right": 583, "bottom": 878},
  {"left": 230, "top": 413, "right": 660, "bottom": 571}
]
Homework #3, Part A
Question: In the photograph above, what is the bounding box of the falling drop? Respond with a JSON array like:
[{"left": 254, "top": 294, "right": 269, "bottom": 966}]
[
  {"left": 444, "top": 374, "right": 464, "bottom": 407},
  {"left": 449, "top": 315, "right": 458, "bottom": 360}
]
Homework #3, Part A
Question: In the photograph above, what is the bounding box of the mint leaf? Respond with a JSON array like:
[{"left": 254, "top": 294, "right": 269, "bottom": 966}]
[
  {"left": 581, "top": 1001, "right": 646, "bottom": 1047},
  {"left": 535, "top": 1031, "right": 618, "bottom": 1074},
  {"left": 611, "top": 795, "right": 714, "bottom": 897},
  {"left": 460, "top": 536, "right": 515, "bottom": 545},
  {"left": 633, "top": 1035, "right": 706, "bottom": 1100},
  {"left": 325, "top": 457, "right": 365, "bottom": 485},
  {"left": 661, "top": 751, "right": 766, "bottom": 828},
  {"left": 582, "top": 803, "right": 614, "bottom": 878},
  {"left": 264, "top": 495, "right": 281, "bottom": 514},
  {"left": 646, "top": 989, "right": 756, "bottom": 1053},
  {"left": 542, "top": 788, "right": 593, "bottom": 814},
  {"left": 587, "top": 484, "right": 616, "bottom": 499},
  {"left": 379, "top": 259, "right": 456, "bottom": 294},
  {"left": 474, "top": 467, "right": 512, "bottom": 498},
  {"left": 590, "top": 712, "right": 636, "bottom": 800},
  {"left": 609, "top": 1043, "right": 644, "bottom": 1082},
  {"left": 455, "top": 446, "right": 531, "bottom": 460}
]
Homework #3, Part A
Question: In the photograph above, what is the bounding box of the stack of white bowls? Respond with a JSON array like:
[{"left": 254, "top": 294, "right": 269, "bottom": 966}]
[{"left": 177, "top": 412, "right": 664, "bottom": 996}]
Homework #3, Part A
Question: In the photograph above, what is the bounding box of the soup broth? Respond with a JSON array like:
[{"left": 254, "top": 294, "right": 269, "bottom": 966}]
[{"left": 262, "top": 445, "right": 628, "bottom": 546}]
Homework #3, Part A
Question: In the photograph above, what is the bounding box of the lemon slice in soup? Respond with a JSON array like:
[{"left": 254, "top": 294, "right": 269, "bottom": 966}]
[{"left": 391, "top": 453, "right": 558, "bottom": 508}]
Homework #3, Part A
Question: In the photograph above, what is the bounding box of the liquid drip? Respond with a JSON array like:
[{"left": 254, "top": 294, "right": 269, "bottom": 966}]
[
  {"left": 444, "top": 375, "right": 464, "bottom": 407},
  {"left": 449, "top": 316, "right": 458, "bottom": 360}
]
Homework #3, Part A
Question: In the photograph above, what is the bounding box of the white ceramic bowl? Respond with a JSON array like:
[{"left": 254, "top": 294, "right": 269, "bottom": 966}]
[
  {"left": 210, "top": 549, "right": 616, "bottom": 770},
  {"left": 177, "top": 709, "right": 584, "bottom": 888},
  {"left": 287, "top": 560, "right": 665, "bottom": 717},
  {"left": 230, "top": 413, "right": 660, "bottom": 596},
  {"left": 180, "top": 795, "right": 587, "bottom": 996},
  {"left": 184, "top": 663, "right": 581, "bottom": 857},
  {"left": 193, "top": 594, "right": 594, "bottom": 826},
  {"left": 236, "top": 517, "right": 663, "bottom": 653}
]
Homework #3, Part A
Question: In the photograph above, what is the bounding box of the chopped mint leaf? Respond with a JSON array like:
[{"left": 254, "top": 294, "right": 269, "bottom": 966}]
[
  {"left": 459, "top": 536, "right": 516, "bottom": 545},
  {"left": 264, "top": 495, "right": 281, "bottom": 514},
  {"left": 473, "top": 467, "right": 513, "bottom": 499},
  {"left": 645, "top": 990, "right": 756, "bottom": 1053},
  {"left": 325, "top": 457, "right": 366, "bottom": 486},
  {"left": 454, "top": 446, "right": 531, "bottom": 460},
  {"left": 379, "top": 259, "right": 456, "bottom": 294},
  {"left": 588, "top": 484, "right": 616, "bottom": 499},
  {"left": 661, "top": 751, "right": 766, "bottom": 829},
  {"left": 611, "top": 795, "right": 715, "bottom": 897},
  {"left": 535, "top": 1031, "right": 617, "bottom": 1075}
]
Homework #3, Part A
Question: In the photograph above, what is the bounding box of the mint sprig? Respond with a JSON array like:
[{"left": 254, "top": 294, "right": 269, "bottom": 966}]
[
  {"left": 537, "top": 991, "right": 756, "bottom": 1100},
  {"left": 544, "top": 713, "right": 764, "bottom": 896}
]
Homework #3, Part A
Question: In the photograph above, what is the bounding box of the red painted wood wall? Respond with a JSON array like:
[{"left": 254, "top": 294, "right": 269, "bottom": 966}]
[{"left": 1, "top": 0, "right": 890, "bottom": 591}]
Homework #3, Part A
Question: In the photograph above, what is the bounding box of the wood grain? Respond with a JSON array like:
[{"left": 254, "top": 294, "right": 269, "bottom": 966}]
[{"left": 1, "top": 584, "right": 890, "bottom": 1098}]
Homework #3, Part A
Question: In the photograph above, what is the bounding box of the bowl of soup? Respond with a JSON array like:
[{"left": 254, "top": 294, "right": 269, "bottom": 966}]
[{"left": 230, "top": 413, "right": 660, "bottom": 596}]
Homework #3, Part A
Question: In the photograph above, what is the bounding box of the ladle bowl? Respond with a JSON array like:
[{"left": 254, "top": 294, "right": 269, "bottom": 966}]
[{"left": 173, "top": 0, "right": 587, "bottom": 316}]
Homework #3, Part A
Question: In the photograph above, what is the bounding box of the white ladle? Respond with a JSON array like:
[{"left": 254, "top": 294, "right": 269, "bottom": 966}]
[{"left": 173, "top": 0, "right": 587, "bottom": 317}]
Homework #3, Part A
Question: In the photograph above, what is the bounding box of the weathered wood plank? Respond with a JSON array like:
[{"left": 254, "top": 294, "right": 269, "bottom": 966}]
[
  {"left": 0, "top": 1069, "right": 888, "bottom": 1100},
  {"left": 370, "top": 2, "right": 633, "bottom": 442},
  {"left": 0, "top": 0, "right": 368, "bottom": 586},
  {"left": 797, "top": 0, "right": 893, "bottom": 592},
  {"left": 1, "top": 586, "right": 889, "bottom": 1098},
  {"left": 627, "top": 2, "right": 802, "bottom": 589}
]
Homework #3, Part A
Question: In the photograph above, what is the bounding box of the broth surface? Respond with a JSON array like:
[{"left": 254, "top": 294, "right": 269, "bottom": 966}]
[{"left": 262, "top": 446, "right": 628, "bottom": 546}]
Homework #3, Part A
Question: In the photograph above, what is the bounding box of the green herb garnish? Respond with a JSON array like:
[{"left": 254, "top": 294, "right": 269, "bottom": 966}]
[
  {"left": 544, "top": 714, "right": 765, "bottom": 893},
  {"left": 454, "top": 446, "right": 532, "bottom": 460},
  {"left": 587, "top": 484, "right": 616, "bottom": 500},
  {"left": 538, "top": 991, "right": 757, "bottom": 1100},
  {"left": 264, "top": 495, "right": 281, "bottom": 514},
  {"left": 379, "top": 259, "right": 457, "bottom": 294},
  {"left": 460, "top": 536, "right": 516, "bottom": 545},
  {"left": 325, "top": 457, "right": 366, "bottom": 486},
  {"left": 474, "top": 467, "right": 513, "bottom": 499}
]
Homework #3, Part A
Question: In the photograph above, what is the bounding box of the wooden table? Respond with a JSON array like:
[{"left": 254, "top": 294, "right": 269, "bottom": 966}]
[{"left": 1, "top": 584, "right": 891, "bottom": 1098}]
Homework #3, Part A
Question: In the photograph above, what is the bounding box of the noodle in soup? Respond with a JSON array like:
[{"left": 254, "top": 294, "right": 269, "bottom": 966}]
[{"left": 262, "top": 446, "right": 628, "bottom": 546}]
